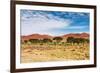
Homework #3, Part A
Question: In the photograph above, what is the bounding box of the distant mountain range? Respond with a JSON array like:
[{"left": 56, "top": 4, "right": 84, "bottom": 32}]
[{"left": 21, "top": 33, "right": 89, "bottom": 42}]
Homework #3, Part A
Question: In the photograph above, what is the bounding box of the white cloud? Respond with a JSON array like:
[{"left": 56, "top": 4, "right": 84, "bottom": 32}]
[
  {"left": 67, "top": 26, "right": 88, "bottom": 29},
  {"left": 21, "top": 11, "right": 72, "bottom": 36}
]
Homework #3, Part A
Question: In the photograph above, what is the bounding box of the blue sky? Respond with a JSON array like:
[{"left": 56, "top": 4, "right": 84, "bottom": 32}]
[{"left": 21, "top": 9, "right": 90, "bottom": 36}]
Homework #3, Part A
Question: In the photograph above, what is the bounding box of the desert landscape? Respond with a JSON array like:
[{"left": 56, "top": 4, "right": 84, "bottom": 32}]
[
  {"left": 20, "top": 10, "right": 90, "bottom": 63},
  {"left": 21, "top": 33, "right": 89, "bottom": 63}
]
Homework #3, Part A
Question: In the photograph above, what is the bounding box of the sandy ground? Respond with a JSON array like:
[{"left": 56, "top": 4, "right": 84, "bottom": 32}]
[{"left": 21, "top": 43, "right": 89, "bottom": 63}]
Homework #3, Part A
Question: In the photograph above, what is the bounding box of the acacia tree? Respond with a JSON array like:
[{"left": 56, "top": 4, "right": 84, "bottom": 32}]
[
  {"left": 67, "top": 37, "right": 74, "bottom": 43},
  {"left": 67, "top": 37, "right": 89, "bottom": 44},
  {"left": 29, "top": 39, "right": 39, "bottom": 43},
  {"left": 42, "top": 38, "right": 52, "bottom": 43},
  {"left": 53, "top": 37, "right": 63, "bottom": 43}
]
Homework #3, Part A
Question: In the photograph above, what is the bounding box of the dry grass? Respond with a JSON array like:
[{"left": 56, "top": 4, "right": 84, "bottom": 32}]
[{"left": 21, "top": 43, "right": 89, "bottom": 63}]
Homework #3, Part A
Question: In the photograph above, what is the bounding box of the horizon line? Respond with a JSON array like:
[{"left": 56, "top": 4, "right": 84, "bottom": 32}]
[{"left": 21, "top": 32, "right": 89, "bottom": 37}]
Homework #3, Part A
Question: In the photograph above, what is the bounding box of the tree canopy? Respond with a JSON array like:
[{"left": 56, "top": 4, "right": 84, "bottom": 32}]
[
  {"left": 53, "top": 37, "right": 63, "bottom": 42},
  {"left": 67, "top": 37, "right": 89, "bottom": 44}
]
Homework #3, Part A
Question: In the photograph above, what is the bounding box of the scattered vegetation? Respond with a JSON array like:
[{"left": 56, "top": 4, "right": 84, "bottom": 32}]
[
  {"left": 67, "top": 37, "right": 89, "bottom": 44},
  {"left": 21, "top": 37, "right": 89, "bottom": 63}
]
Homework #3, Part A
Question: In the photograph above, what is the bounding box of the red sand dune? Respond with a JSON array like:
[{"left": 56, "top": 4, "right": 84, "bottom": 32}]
[
  {"left": 21, "top": 34, "right": 53, "bottom": 42},
  {"left": 21, "top": 33, "right": 89, "bottom": 42},
  {"left": 62, "top": 33, "right": 89, "bottom": 39}
]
